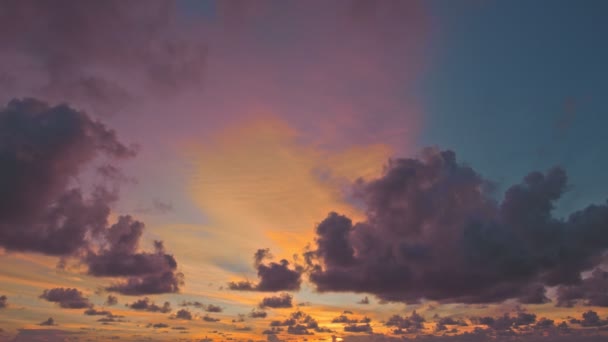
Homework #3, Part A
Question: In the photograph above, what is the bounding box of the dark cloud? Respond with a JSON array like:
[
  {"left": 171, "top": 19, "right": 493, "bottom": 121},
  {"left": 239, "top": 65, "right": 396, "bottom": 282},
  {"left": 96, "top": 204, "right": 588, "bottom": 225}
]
[
  {"left": 104, "top": 295, "right": 118, "bottom": 306},
  {"left": 83, "top": 308, "right": 112, "bottom": 316},
  {"left": 268, "top": 310, "right": 329, "bottom": 335},
  {"left": 386, "top": 310, "right": 426, "bottom": 333},
  {"left": 0, "top": 1, "right": 206, "bottom": 114},
  {"left": 0, "top": 98, "right": 133, "bottom": 255},
  {"left": 570, "top": 310, "right": 608, "bottom": 327},
  {"left": 228, "top": 249, "right": 302, "bottom": 292},
  {"left": 259, "top": 293, "right": 293, "bottom": 309},
  {"left": 557, "top": 268, "right": 608, "bottom": 307},
  {"left": 0, "top": 98, "right": 182, "bottom": 295},
  {"left": 357, "top": 296, "right": 370, "bottom": 305},
  {"left": 39, "top": 317, "right": 56, "bottom": 326},
  {"left": 149, "top": 323, "right": 169, "bottom": 329},
  {"left": 344, "top": 324, "right": 373, "bottom": 333},
  {"left": 227, "top": 281, "right": 255, "bottom": 291},
  {"left": 87, "top": 222, "right": 184, "bottom": 295},
  {"left": 40, "top": 288, "right": 91, "bottom": 309},
  {"left": 0, "top": 295, "right": 6, "bottom": 308},
  {"left": 472, "top": 312, "right": 538, "bottom": 331},
  {"left": 206, "top": 304, "right": 222, "bottom": 313},
  {"left": 249, "top": 309, "right": 268, "bottom": 319},
  {"left": 254, "top": 248, "right": 272, "bottom": 267},
  {"left": 306, "top": 148, "right": 608, "bottom": 304},
  {"left": 437, "top": 317, "right": 468, "bottom": 327},
  {"left": 202, "top": 314, "right": 220, "bottom": 322},
  {"left": 174, "top": 309, "right": 192, "bottom": 320},
  {"left": 128, "top": 297, "right": 171, "bottom": 313},
  {"left": 332, "top": 313, "right": 371, "bottom": 325},
  {"left": 179, "top": 300, "right": 204, "bottom": 308}
]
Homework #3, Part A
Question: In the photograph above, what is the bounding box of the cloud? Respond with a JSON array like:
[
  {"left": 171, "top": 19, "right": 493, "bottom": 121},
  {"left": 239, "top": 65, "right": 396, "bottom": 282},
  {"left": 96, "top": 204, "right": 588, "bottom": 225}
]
[
  {"left": 268, "top": 310, "right": 329, "bottom": 335},
  {"left": 0, "top": 98, "right": 134, "bottom": 255},
  {"left": 0, "top": 1, "right": 206, "bottom": 115},
  {"left": 570, "top": 310, "right": 608, "bottom": 327},
  {"left": 40, "top": 288, "right": 91, "bottom": 309},
  {"left": 472, "top": 312, "right": 537, "bottom": 331},
  {"left": 0, "top": 98, "right": 183, "bottom": 295},
  {"left": 357, "top": 296, "right": 370, "bottom": 304},
  {"left": 249, "top": 309, "right": 267, "bottom": 318},
  {"left": 557, "top": 268, "right": 608, "bottom": 307},
  {"left": 83, "top": 308, "right": 112, "bottom": 316},
  {"left": 385, "top": 310, "right": 426, "bottom": 333},
  {"left": 39, "top": 317, "right": 56, "bottom": 326},
  {"left": 205, "top": 304, "right": 222, "bottom": 313},
  {"left": 344, "top": 323, "right": 373, "bottom": 333},
  {"left": 174, "top": 309, "right": 192, "bottom": 320},
  {"left": 202, "top": 314, "right": 220, "bottom": 322},
  {"left": 86, "top": 221, "right": 183, "bottom": 295},
  {"left": 128, "top": 297, "right": 171, "bottom": 313},
  {"left": 0, "top": 295, "right": 6, "bottom": 308},
  {"left": 104, "top": 295, "right": 118, "bottom": 306},
  {"left": 259, "top": 293, "right": 293, "bottom": 309},
  {"left": 228, "top": 249, "right": 302, "bottom": 292},
  {"left": 306, "top": 148, "right": 608, "bottom": 304}
]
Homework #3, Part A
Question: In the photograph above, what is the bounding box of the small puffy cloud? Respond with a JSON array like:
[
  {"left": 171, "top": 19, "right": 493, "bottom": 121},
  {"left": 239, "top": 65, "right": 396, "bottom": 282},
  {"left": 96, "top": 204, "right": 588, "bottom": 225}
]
[
  {"left": 40, "top": 288, "right": 91, "bottom": 309},
  {"left": 228, "top": 249, "right": 302, "bottom": 292},
  {"left": 174, "top": 309, "right": 192, "bottom": 320},
  {"left": 259, "top": 293, "right": 293, "bottom": 309},
  {"left": 39, "top": 317, "right": 56, "bottom": 326},
  {"left": 84, "top": 308, "right": 112, "bottom": 316},
  {"left": 128, "top": 297, "right": 171, "bottom": 313},
  {"left": 249, "top": 309, "right": 267, "bottom": 318},
  {"left": 202, "top": 314, "right": 220, "bottom": 322},
  {"left": 104, "top": 295, "right": 118, "bottom": 306}
]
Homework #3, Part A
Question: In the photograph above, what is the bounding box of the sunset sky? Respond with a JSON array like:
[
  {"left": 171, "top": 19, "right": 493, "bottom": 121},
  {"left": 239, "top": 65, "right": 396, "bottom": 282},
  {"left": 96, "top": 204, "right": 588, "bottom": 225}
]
[{"left": 1, "top": 1, "right": 608, "bottom": 341}]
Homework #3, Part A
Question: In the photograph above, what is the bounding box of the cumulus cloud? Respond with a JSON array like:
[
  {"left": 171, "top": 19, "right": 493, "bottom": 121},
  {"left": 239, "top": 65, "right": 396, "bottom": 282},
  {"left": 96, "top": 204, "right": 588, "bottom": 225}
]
[
  {"left": 0, "top": 98, "right": 183, "bottom": 295},
  {"left": 249, "top": 309, "right": 268, "bottom": 318},
  {"left": 128, "top": 297, "right": 171, "bottom": 313},
  {"left": 40, "top": 288, "right": 91, "bottom": 309},
  {"left": 0, "top": 295, "right": 6, "bottom": 308},
  {"left": 306, "top": 148, "right": 608, "bottom": 304},
  {"left": 259, "top": 293, "right": 293, "bottom": 309},
  {"left": 268, "top": 310, "right": 329, "bottom": 335},
  {"left": 0, "top": 98, "right": 134, "bottom": 255},
  {"left": 386, "top": 310, "right": 426, "bottom": 333},
  {"left": 205, "top": 304, "right": 222, "bottom": 313},
  {"left": 228, "top": 249, "right": 302, "bottom": 292},
  {"left": 174, "top": 309, "right": 193, "bottom": 320},
  {"left": 87, "top": 223, "right": 183, "bottom": 295},
  {"left": 557, "top": 268, "right": 608, "bottom": 307}
]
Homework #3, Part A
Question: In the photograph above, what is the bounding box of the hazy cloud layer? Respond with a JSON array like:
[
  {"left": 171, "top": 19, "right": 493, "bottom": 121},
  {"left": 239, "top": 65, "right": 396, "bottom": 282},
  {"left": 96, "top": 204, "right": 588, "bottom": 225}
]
[{"left": 0, "top": 0, "right": 206, "bottom": 115}]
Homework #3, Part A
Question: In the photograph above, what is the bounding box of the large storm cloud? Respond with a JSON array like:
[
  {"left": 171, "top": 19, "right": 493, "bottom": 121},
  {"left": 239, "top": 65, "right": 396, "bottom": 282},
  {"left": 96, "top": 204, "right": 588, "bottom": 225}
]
[
  {"left": 0, "top": 98, "right": 182, "bottom": 294},
  {"left": 306, "top": 148, "right": 608, "bottom": 304}
]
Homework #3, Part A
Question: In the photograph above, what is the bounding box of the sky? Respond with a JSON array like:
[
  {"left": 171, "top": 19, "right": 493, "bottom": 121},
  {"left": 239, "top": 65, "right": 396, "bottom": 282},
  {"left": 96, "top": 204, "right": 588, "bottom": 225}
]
[{"left": 1, "top": 1, "right": 608, "bottom": 341}]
